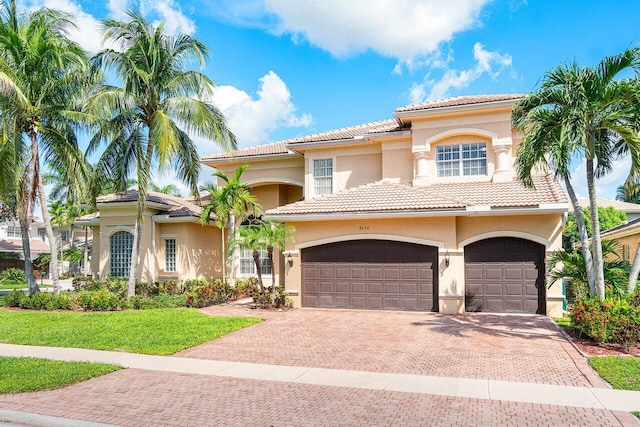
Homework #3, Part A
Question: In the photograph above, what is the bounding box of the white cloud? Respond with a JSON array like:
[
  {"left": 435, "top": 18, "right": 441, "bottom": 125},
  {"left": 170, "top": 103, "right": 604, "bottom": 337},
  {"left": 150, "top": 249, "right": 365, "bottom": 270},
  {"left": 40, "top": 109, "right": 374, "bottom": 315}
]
[
  {"left": 209, "top": 70, "right": 313, "bottom": 148},
  {"left": 21, "top": 0, "right": 105, "bottom": 52},
  {"left": 410, "top": 43, "right": 513, "bottom": 102},
  {"left": 107, "top": 0, "right": 129, "bottom": 20},
  {"left": 569, "top": 155, "right": 632, "bottom": 200},
  {"left": 146, "top": 0, "right": 195, "bottom": 35},
  {"left": 264, "top": 0, "right": 490, "bottom": 63}
]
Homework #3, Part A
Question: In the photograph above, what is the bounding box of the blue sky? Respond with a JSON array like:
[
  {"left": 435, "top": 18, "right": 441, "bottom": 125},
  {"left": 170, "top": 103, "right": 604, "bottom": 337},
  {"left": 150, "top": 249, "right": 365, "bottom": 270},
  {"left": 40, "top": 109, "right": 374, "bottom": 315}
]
[{"left": 21, "top": 0, "right": 640, "bottom": 199}]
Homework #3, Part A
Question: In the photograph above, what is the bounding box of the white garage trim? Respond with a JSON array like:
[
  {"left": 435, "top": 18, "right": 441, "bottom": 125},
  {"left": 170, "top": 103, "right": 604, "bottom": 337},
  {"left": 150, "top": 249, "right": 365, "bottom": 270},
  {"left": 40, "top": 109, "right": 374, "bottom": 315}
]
[
  {"left": 458, "top": 231, "right": 550, "bottom": 249},
  {"left": 295, "top": 234, "right": 444, "bottom": 250}
]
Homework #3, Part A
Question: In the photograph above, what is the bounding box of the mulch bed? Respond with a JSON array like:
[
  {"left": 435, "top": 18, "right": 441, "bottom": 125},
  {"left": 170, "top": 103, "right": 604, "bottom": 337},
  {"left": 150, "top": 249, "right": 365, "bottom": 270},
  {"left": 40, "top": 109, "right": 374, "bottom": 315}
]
[{"left": 563, "top": 327, "right": 640, "bottom": 357}]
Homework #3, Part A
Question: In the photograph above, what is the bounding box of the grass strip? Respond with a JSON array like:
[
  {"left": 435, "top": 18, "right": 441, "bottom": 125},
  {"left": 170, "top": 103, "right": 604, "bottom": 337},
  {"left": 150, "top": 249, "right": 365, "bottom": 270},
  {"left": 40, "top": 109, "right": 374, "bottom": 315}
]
[
  {"left": 0, "top": 356, "right": 120, "bottom": 393},
  {"left": 0, "top": 308, "right": 261, "bottom": 355},
  {"left": 589, "top": 356, "right": 640, "bottom": 391}
]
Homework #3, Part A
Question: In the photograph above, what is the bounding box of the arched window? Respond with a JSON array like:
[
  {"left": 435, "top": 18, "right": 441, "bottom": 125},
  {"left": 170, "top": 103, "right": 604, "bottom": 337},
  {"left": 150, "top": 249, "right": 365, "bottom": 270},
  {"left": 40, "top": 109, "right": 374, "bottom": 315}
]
[{"left": 110, "top": 231, "right": 133, "bottom": 278}]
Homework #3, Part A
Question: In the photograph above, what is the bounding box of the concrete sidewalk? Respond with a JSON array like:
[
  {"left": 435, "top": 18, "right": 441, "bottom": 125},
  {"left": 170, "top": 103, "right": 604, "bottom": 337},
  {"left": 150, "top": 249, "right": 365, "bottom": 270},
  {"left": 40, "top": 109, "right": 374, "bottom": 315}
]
[{"left": 2, "top": 343, "right": 640, "bottom": 413}]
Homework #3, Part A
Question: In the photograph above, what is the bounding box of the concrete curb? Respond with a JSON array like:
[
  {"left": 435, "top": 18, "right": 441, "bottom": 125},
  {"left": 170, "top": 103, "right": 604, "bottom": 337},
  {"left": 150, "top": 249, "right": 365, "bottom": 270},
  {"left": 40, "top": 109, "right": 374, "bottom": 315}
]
[{"left": 0, "top": 409, "right": 115, "bottom": 427}]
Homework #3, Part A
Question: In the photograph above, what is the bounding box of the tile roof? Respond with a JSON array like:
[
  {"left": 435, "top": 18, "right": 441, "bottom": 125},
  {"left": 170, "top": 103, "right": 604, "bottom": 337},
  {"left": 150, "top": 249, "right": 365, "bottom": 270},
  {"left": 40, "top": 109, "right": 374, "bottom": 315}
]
[
  {"left": 601, "top": 217, "right": 640, "bottom": 236},
  {"left": 266, "top": 175, "right": 566, "bottom": 216},
  {"left": 396, "top": 94, "right": 524, "bottom": 112},
  {"left": 202, "top": 141, "right": 291, "bottom": 160},
  {"left": 76, "top": 212, "right": 99, "bottom": 222},
  {"left": 97, "top": 190, "right": 205, "bottom": 219},
  {"left": 0, "top": 238, "right": 50, "bottom": 253},
  {"left": 577, "top": 198, "right": 640, "bottom": 213},
  {"left": 281, "top": 119, "right": 403, "bottom": 144}
]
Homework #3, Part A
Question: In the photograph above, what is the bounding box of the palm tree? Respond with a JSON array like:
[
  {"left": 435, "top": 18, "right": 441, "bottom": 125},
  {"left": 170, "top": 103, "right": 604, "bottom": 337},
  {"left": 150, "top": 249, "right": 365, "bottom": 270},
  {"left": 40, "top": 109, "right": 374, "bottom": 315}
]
[
  {"left": 151, "top": 183, "right": 182, "bottom": 197},
  {"left": 513, "top": 47, "right": 640, "bottom": 300},
  {"left": 0, "top": 0, "right": 92, "bottom": 294},
  {"left": 258, "top": 219, "right": 294, "bottom": 295},
  {"left": 200, "top": 165, "right": 258, "bottom": 280},
  {"left": 616, "top": 177, "right": 640, "bottom": 204},
  {"left": 87, "top": 12, "right": 236, "bottom": 297},
  {"left": 0, "top": 136, "right": 39, "bottom": 294},
  {"left": 513, "top": 108, "right": 596, "bottom": 296},
  {"left": 230, "top": 223, "right": 267, "bottom": 292}
]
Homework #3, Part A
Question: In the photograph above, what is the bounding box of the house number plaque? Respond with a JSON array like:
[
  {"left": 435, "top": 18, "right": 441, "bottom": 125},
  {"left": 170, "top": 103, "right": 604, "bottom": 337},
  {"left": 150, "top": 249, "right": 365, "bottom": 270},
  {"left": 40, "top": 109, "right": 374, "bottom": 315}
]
[{"left": 359, "top": 226, "right": 369, "bottom": 230}]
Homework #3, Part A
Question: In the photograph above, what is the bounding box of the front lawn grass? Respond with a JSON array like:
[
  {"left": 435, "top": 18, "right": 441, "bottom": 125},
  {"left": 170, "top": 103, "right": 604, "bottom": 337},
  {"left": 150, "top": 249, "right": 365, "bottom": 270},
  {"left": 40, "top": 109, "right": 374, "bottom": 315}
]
[
  {"left": 0, "top": 281, "right": 51, "bottom": 289},
  {"left": 589, "top": 356, "right": 640, "bottom": 391},
  {"left": 0, "top": 356, "right": 120, "bottom": 393},
  {"left": 553, "top": 315, "right": 571, "bottom": 328},
  {"left": 0, "top": 308, "right": 261, "bottom": 355}
]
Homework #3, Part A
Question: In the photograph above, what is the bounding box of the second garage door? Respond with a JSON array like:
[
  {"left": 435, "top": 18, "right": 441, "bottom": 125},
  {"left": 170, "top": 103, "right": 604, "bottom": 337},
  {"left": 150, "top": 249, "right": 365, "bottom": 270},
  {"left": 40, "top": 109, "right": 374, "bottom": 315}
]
[
  {"left": 301, "top": 240, "right": 438, "bottom": 311},
  {"left": 465, "top": 237, "right": 545, "bottom": 314}
]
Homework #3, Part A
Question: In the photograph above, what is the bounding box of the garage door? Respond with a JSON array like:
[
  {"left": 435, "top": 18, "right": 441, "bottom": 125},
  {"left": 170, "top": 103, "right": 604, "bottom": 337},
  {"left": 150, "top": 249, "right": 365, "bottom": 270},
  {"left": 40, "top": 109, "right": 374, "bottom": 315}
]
[
  {"left": 301, "top": 240, "right": 438, "bottom": 311},
  {"left": 465, "top": 237, "right": 545, "bottom": 314}
]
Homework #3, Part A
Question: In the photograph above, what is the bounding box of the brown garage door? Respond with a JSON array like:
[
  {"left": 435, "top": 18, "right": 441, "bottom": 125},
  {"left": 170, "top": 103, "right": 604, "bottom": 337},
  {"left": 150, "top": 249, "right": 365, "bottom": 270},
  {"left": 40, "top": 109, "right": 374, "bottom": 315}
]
[
  {"left": 465, "top": 237, "right": 545, "bottom": 314},
  {"left": 301, "top": 240, "right": 438, "bottom": 311}
]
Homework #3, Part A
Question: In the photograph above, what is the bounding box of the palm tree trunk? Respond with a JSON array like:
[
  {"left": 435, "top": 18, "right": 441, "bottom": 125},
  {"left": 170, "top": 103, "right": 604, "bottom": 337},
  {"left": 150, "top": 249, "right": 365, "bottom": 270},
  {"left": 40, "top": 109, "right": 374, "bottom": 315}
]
[
  {"left": 586, "top": 158, "right": 605, "bottom": 300},
  {"left": 253, "top": 249, "right": 264, "bottom": 293},
  {"left": 564, "top": 176, "right": 595, "bottom": 295},
  {"left": 267, "top": 245, "right": 275, "bottom": 296},
  {"left": 19, "top": 218, "right": 39, "bottom": 295},
  {"left": 31, "top": 133, "right": 60, "bottom": 295},
  {"left": 127, "top": 211, "right": 142, "bottom": 298},
  {"left": 629, "top": 244, "right": 640, "bottom": 293}
]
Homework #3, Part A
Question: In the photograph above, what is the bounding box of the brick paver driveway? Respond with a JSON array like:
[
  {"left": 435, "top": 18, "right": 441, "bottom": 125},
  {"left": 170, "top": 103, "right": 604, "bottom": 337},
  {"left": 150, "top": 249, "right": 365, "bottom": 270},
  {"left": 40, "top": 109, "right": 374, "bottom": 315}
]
[
  {"left": 181, "top": 305, "right": 603, "bottom": 387},
  {"left": 1, "top": 306, "right": 637, "bottom": 426}
]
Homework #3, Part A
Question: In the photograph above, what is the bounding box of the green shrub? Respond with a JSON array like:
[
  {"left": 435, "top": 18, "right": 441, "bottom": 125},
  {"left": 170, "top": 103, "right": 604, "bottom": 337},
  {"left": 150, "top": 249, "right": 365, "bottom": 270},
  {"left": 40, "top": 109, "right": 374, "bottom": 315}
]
[
  {"left": 186, "top": 280, "right": 231, "bottom": 308},
  {"left": 135, "top": 281, "right": 159, "bottom": 298},
  {"left": 71, "top": 276, "right": 94, "bottom": 291},
  {"left": 4, "top": 289, "right": 25, "bottom": 307},
  {"left": 1, "top": 268, "right": 25, "bottom": 283},
  {"left": 133, "top": 294, "right": 187, "bottom": 309},
  {"left": 232, "top": 278, "right": 260, "bottom": 299},
  {"left": 183, "top": 278, "right": 210, "bottom": 292},
  {"left": 571, "top": 296, "right": 640, "bottom": 351},
  {"left": 273, "top": 286, "right": 293, "bottom": 308},
  {"left": 158, "top": 280, "right": 183, "bottom": 296},
  {"left": 75, "top": 290, "right": 123, "bottom": 311}
]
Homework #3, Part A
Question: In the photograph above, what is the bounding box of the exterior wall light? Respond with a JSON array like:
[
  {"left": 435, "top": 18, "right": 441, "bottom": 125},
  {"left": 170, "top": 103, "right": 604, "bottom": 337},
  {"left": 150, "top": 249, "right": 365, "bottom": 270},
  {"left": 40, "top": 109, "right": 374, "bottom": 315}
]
[
  {"left": 287, "top": 253, "right": 293, "bottom": 267},
  {"left": 444, "top": 250, "right": 450, "bottom": 268}
]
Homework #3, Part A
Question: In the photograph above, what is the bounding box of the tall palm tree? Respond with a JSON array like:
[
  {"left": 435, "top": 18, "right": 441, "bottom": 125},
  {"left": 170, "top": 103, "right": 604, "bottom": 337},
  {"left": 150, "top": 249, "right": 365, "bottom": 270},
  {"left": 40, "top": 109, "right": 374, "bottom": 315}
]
[
  {"left": 513, "top": 47, "right": 640, "bottom": 300},
  {"left": 151, "top": 183, "right": 182, "bottom": 197},
  {"left": 229, "top": 223, "right": 267, "bottom": 292},
  {"left": 513, "top": 108, "right": 596, "bottom": 296},
  {"left": 200, "top": 165, "right": 258, "bottom": 280},
  {"left": 258, "top": 219, "right": 294, "bottom": 295},
  {"left": 0, "top": 0, "right": 92, "bottom": 294},
  {"left": 87, "top": 12, "right": 236, "bottom": 297}
]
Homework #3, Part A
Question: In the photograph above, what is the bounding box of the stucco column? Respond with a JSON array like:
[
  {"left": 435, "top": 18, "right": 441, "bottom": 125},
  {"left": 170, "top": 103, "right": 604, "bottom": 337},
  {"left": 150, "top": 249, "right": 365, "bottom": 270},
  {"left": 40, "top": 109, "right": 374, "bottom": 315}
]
[
  {"left": 412, "top": 145, "right": 431, "bottom": 186},
  {"left": 492, "top": 137, "right": 514, "bottom": 183}
]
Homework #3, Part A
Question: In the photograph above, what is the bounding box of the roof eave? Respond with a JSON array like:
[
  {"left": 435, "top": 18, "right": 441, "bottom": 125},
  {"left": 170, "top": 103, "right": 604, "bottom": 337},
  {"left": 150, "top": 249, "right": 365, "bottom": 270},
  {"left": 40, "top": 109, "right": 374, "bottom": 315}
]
[
  {"left": 266, "top": 205, "right": 567, "bottom": 222},
  {"left": 394, "top": 98, "right": 520, "bottom": 123},
  {"left": 201, "top": 151, "right": 301, "bottom": 165}
]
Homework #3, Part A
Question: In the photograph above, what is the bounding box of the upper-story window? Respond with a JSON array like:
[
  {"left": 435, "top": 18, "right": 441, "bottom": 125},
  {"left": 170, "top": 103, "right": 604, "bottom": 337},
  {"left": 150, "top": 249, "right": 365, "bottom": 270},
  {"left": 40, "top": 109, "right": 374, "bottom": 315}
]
[
  {"left": 38, "top": 229, "right": 46, "bottom": 242},
  {"left": 6, "top": 226, "right": 20, "bottom": 238},
  {"left": 436, "top": 142, "right": 487, "bottom": 177},
  {"left": 313, "top": 159, "right": 333, "bottom": 195}
]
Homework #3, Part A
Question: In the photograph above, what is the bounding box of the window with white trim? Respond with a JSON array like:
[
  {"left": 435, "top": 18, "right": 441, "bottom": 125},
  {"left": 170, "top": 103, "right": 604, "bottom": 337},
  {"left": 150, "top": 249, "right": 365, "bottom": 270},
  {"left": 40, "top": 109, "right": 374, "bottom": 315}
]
[
  {"left": 165, "top": 239, "right": 176, "bottom": 272},
  {"left": 239, "top": 249, "right": 271, "bottom": 275},
  {"left": 38, "top": 229, "right": 46, "bottom": 242},
  {"left": 313, "top": 158, "right": 333, "bottom": 195},
  {"left": 6, "top": 226, "right": 20, "bottom": 238},
  {"left": 110, "top": 231, "right": 133, "bottom": 278},
  {"left": 436, "top": 142, "right": 487, "bottom": 177}
]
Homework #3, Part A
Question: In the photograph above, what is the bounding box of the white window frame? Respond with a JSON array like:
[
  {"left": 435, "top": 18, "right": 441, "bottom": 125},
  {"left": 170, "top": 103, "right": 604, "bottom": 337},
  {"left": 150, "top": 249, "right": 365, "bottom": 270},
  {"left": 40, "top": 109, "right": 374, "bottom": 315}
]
[
  {"left": 165, "top": 239, "right": 176, "bottom": 272},
  {"left": 436, "top": 142, "right": 487, "bottom": 177},
  {"left": 238, "top": 248, "right": 272, "bottom": 277},
  {"left": 306, "top": 155, "right": 336, "bottom": 199},
  {"left": 38, "top": 229, "right": 46, "bottom": 242},
  {"left": 6, "top": 226, "right": 20, "bottom": 238},
  {"left": 312, "top": 158, "right": 333, "bottom": 196}
]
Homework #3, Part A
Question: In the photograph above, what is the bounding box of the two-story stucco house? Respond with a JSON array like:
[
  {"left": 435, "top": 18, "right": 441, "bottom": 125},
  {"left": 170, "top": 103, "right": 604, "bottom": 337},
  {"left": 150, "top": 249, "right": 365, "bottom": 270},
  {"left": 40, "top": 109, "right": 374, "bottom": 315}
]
[{"left": 83, "top": 94, "right": 568, "bottom": 317}]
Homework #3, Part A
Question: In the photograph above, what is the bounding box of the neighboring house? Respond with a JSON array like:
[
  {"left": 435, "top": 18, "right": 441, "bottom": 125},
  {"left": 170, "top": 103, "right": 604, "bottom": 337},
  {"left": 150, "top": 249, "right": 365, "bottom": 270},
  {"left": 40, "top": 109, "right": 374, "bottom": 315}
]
[
  {"left": 577, "top": 197, "right": 640, "bottom": 221},
  {"left": 600, "top": 219, "right": 640, "bottom": 263},
  {"left": 0, "top": 218, "right": 51, "bottom": 260},
  {"left": 76, "top": 191, "right": 221, "bottom": 282},
  {"left": 203, "top": 94, "right": 568, "bottom": 317}
]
